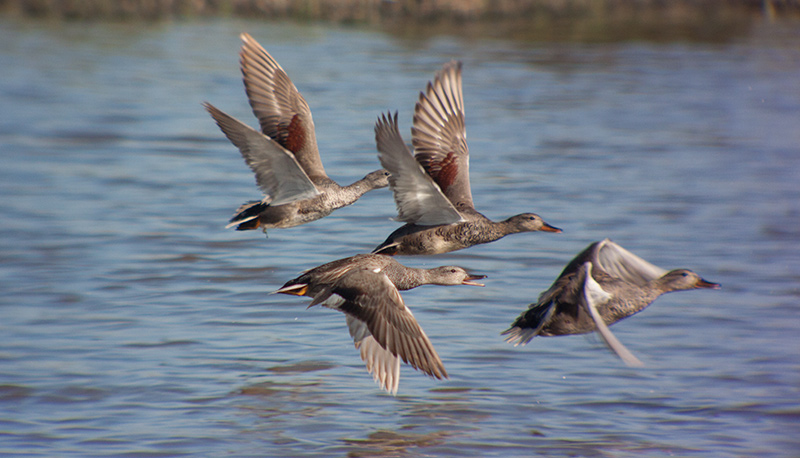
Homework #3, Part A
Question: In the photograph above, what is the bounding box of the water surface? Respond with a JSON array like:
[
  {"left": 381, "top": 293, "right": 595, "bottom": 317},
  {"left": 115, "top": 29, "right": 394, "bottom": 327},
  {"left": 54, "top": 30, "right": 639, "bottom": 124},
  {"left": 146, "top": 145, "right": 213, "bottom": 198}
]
[{"left": 0, "top": 17, "right": 798, "bottom": 457}]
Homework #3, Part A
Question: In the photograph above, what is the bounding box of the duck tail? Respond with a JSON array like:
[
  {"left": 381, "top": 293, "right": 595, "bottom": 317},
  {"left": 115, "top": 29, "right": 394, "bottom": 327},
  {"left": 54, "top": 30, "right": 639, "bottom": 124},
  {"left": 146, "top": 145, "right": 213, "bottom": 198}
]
[
  {"left": 371, "top": 242, "right": 399, "bottom": 256},
  {"left": 273, "top": 283, "right": 309, "bottom": 296},
  {"left": 501, "top": 304, "right": 553, "bottom": 346},
  {"left": 501, "top": 325, "right": 538, "bottom": 347},
  {"left": 226, "top": 200, "right": 267, "bottom": 231}
]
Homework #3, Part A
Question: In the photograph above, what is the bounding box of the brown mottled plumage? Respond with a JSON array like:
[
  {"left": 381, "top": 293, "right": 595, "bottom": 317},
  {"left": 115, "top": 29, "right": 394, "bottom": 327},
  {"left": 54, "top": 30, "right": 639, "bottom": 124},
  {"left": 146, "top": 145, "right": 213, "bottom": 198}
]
[
  {"left": 276, "top": 253, "right": 485, "bottom": 394},
  {"left": 503, "top": 239, "right": 720, "bottom": 366},
  {"left": 372, "top": 62, "right": 560, "bottom": 255},
  {"left": 205, "top": 33, "right": 389, "bottom": 233}
]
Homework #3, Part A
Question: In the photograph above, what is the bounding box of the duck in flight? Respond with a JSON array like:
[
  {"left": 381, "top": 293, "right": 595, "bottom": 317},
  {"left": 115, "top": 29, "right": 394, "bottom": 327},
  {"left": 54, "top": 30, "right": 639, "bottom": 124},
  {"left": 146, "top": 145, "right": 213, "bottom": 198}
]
[
  {"left": 502, "top": 239, "right": 720, "bottom": 366},
  {"left": 205, "top": 33, "right": 389, "bottom": 233},
  {"left": 275, "top": 253, "right": 485, "bottom": 394},
  {"left": 372, "top": 61, "right": 560, "bottom": 256}
]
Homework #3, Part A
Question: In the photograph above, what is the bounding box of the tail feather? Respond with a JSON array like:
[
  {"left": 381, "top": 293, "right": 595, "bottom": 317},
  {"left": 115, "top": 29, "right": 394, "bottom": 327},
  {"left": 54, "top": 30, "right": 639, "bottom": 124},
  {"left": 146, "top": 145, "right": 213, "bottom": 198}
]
[
  {"left": 226, "top": 200, "right": 267, "bottom": 230},
  {"left": 501, "top": 325, "right": 538, "bottom": 347},
  {"left": 273, "top": 283, "right": 309, "bottom": 296},
  {"left": 501, "top": 302, "right": 555, "bottom": 346},
  {"left": 371, "top": 242, "right": 399, "bottom": 256}
]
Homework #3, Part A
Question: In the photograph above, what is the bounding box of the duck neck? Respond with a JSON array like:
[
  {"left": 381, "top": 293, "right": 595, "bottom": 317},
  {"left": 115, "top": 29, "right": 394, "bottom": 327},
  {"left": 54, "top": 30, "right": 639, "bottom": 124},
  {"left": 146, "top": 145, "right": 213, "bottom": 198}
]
[
  {"left": 500, "top": 216, "right": 530, "bottom": 235},
  {"left": 469, "top": 217, "right": 517, "bottom": 241},
  {"left": 314, "top": 180, "right": 371, "bottom": 210},
  {"left": 391, "top": 268, "right": 429, "bottom": 291},
  {"left": 335, "top": 178, "right": 379, "bottom": 204},
  {"left": 635, "top": 279, "right": 670, "bottom": 303},
  {"left": 605, "top": 284, "right": 663, "bottom": 322},
  {"left": 460, "top": 212, "right": 510, "bottom": 243}
]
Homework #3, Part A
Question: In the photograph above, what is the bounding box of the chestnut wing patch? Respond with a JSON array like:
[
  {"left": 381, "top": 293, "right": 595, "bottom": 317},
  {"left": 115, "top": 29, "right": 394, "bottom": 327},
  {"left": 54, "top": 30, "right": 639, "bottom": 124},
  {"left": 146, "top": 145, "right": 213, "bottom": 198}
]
[
  {"left": 277, "top": 114, "right": 306, "bottom": 154},
  {"left": 425, "top": 151, "right": 459, "bottom": 193}
]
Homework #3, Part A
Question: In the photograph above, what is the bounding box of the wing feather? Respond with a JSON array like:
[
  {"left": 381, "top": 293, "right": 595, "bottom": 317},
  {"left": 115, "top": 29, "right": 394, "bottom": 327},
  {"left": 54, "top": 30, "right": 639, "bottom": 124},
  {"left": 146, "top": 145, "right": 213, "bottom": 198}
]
[
  {"left": 580, "top": 262, "right": 644, "bottom": 367},
  {"left": 239, "top": 33, "right": 327, "bottom": 180},
  {"left": 595, "top": 239, "right": 667, "bottom": 286},
  {"left": 412, "top": 61, "right": 474, "bottom": 209},
  {"left": 375, "top": 112, "right": 462, "bottom": 225},
  {"left": 204, "top": 102, "right": 319, "bottom": 206}
]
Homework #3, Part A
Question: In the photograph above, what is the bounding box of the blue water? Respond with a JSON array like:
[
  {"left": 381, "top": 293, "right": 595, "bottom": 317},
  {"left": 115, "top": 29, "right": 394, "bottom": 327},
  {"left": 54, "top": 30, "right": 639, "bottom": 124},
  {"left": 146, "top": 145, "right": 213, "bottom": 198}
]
[{"left": 1, "top": 17, "right": 799, "bottom": 457}]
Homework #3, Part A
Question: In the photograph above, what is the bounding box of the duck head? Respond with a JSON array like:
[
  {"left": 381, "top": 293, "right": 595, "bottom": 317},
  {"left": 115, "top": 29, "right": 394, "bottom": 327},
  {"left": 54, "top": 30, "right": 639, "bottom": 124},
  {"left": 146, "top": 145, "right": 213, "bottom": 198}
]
[
  {"left": 364, "top": 169, "right": 391, "bottom": 189},
  {"left": 505, "top": 213, "right": 562, "bottom": 234},
  {"left": 428, "top": 266, "right": 486, "bottom": 287},
  {"left": 660, "top": 269, "right": 721, "bottom": 291}
]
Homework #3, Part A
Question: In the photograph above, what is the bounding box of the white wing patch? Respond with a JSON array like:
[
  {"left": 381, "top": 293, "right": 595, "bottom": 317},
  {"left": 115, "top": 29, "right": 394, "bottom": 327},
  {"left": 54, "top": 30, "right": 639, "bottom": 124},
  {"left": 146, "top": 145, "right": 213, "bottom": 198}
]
[{"left": 581, "top": 262, "right": 644, "bottom": 367}]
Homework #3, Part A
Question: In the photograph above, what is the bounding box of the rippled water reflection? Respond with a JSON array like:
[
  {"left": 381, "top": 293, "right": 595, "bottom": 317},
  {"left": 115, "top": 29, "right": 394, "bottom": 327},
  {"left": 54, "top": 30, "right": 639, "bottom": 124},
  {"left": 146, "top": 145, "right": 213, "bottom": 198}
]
[{"left": 1, "top": 16, "right": 798, "bottom": 457}]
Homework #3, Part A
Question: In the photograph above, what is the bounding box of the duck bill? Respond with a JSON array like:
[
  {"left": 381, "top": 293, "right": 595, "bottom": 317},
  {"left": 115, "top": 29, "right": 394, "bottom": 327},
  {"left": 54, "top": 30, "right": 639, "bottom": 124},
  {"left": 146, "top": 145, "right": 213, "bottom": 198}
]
[
  {"left": 541, "top": 223, "right": 562, "bottom": 233},
  {"left": 462, "top": 274, "right": 487, "bottom": 287},
  {"left": 696, "top": 278, "right": 721, "bottom": 289}
]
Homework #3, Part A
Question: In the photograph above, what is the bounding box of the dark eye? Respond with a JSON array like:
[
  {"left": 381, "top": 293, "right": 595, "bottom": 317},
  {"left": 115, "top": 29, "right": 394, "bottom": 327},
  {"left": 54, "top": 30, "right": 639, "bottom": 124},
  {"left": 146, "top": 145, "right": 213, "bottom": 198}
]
[
  {"left": 450, "top": 269, "right": 457, "bottom": 273},
  {"left": 681, "top": 272, "right": 689, "bottom": 277}
]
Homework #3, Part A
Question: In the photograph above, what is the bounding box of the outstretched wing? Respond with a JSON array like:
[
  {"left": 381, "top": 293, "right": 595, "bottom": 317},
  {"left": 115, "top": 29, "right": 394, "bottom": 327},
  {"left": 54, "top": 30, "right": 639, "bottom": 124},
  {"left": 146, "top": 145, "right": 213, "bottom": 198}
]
[
  {"left": 412, "top": 61, "right": 474, "bottom": 210},
  {"left": 579, "top": 262, "right": 644, "bottom": 367},
  {"left": 239, "top": 33, "right": 327, "bottom": 180},
  {"left": 594, "top": 239, "right": 667, "bottom": 286},
  {"left": 346, "top": 316, "right": 401, "bottom": 395},
  {"left": 335, "top": 268, "right": 448, "bottom": 381},
  {"left": 204, "top": 102, "right": 319, "bottom": 206},
  {"left": 375, "top": 112, "right": 462, "bottom": 226}
]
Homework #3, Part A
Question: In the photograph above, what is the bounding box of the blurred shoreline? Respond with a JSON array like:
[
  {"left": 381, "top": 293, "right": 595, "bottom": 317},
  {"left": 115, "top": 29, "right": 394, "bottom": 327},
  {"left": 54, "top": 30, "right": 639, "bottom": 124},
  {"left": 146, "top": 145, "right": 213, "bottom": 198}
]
[
  {"left": 4, "top": 0, "right": 798, "bottom": 43},
  {"left": 1, "top": 0, "right": 797, "bottom": 23}
]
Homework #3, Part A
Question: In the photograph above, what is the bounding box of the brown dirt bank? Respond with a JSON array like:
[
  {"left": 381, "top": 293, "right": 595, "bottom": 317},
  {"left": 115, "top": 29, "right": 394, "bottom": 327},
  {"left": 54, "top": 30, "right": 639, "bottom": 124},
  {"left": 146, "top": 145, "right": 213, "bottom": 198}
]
[
  {"left": 1, "top": 0, "right": 797, "bottom": 22},
  {"left": 2, "top": 0, "right": 797, "bottom": 43}
]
